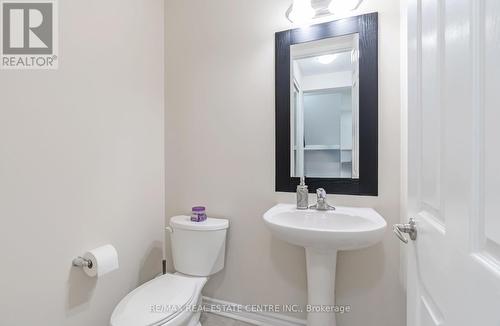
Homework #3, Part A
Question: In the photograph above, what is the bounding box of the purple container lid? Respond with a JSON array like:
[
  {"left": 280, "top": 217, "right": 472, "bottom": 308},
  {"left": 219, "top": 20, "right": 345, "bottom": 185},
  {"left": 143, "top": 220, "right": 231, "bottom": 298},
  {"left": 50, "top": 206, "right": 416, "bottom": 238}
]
[{"left": 192, "top": 206, "right": 206, "bottom": 212}]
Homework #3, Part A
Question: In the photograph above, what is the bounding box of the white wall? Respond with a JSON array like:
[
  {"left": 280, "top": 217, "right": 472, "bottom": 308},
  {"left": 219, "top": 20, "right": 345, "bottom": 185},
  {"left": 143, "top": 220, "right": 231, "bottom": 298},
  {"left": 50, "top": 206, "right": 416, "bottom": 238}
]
[
  {"left": 165, "top": 0, "right": 404, "bottom": 325},
  {"left": 0, "top": 1, "right": 165, "bottom": 325}
]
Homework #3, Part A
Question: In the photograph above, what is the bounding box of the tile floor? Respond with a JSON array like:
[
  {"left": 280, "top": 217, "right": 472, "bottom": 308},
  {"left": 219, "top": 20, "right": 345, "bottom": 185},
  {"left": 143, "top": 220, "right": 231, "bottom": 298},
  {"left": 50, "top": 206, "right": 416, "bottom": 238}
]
[{"left": 200, "top": 313, "right": 254, "bottom": 326}]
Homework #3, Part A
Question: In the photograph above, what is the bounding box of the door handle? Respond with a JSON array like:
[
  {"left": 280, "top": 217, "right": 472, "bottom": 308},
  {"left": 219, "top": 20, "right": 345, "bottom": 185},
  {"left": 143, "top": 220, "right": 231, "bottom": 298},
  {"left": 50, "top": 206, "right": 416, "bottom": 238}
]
[{"left": 393, "top": 218, "right": 417, "bottom": 244}]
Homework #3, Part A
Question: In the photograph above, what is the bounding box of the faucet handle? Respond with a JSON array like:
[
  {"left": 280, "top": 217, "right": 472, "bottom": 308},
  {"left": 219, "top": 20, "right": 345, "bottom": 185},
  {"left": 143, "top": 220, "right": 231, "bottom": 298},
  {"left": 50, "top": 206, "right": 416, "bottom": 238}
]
[
  {"left": 310, "top": 188, "right": 335, "bottom": 211},
  {"left": 316, "top": 188, "right": 327, "bottom": 199}
]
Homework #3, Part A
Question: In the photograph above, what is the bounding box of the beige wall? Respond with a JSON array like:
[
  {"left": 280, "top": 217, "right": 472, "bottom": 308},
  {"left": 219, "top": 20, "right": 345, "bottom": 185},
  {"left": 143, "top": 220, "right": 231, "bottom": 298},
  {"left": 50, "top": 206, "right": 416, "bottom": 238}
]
[
  {"left": 0, "top": 1, "right": 165, "bottom": 325},
  {"left": 165, "top": 0, "right": 404, "bottom": 325}
]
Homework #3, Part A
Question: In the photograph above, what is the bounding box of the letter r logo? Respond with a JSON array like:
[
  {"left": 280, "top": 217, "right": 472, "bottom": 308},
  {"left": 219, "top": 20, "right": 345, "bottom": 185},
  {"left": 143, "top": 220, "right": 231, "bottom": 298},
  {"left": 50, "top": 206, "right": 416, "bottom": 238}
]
[{"left": 2, "top": 2, "right": 53, "bottom": 54}]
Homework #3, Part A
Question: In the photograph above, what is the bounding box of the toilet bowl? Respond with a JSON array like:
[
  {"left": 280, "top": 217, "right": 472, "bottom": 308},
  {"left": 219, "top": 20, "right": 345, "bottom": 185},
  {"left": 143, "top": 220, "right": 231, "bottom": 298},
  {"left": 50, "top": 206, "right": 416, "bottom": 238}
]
[{"left": 110, "top": 216, "right": 229, "bottom": 326}]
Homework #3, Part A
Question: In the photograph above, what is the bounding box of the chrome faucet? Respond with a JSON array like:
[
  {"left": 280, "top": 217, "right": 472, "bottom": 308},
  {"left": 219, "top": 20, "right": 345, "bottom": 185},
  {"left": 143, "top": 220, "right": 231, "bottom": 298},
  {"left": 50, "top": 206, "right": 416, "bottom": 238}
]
[{"left": 309, "top": 188, "right": 335, "bottom": 211}]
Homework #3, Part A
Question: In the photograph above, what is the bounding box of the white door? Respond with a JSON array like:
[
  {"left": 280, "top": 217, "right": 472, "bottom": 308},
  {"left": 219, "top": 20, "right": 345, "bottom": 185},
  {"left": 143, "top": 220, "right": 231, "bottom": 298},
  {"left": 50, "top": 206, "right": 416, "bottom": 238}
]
[{"left": 404, "top": 0, "right": 500, "bottom": 325}]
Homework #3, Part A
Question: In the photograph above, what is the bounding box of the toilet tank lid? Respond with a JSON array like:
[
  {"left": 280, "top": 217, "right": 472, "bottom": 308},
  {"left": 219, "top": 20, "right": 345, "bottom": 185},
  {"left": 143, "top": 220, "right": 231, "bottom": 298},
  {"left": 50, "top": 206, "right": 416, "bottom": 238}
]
[{"left": 170, "top": 215, "right": 229, "bottom": 231}]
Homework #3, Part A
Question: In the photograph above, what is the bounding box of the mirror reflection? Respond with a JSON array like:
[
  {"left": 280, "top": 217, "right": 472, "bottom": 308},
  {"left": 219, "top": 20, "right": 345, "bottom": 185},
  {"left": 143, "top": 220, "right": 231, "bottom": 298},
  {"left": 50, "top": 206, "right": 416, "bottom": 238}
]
[{"left": 291, "top": 34, "right": 359, "bottom": 179}]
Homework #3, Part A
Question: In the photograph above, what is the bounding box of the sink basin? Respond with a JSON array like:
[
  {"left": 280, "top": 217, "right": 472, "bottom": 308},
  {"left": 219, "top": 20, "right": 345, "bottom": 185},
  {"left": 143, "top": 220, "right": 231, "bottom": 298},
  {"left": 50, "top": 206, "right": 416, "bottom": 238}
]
[
  {"left": 263, "top": 204, "right": 387, "bottom": 326},
  {"left": 263, "top": 203, "right": 387, "bottom": 251}
]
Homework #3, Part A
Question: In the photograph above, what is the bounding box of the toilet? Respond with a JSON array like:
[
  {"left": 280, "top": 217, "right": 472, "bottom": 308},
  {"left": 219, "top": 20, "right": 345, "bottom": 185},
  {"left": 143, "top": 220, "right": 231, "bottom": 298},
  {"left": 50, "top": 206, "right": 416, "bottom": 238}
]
[{"left": 110, "top": 215, "right": 229, "bottom": 326}]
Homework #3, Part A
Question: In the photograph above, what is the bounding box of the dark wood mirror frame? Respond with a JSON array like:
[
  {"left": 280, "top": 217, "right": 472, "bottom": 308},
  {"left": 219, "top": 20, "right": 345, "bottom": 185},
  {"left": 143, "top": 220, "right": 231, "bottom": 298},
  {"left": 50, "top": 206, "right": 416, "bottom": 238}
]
[{"left": 275, "top": 12, "right": 378, "bottom": 195}]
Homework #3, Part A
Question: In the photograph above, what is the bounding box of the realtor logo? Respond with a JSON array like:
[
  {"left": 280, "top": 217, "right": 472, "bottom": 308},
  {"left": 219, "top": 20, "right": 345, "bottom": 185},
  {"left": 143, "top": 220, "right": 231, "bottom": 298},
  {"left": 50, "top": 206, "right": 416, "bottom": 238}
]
[{"left": 1, "top": 0, "right": 58, "bottom": 69}]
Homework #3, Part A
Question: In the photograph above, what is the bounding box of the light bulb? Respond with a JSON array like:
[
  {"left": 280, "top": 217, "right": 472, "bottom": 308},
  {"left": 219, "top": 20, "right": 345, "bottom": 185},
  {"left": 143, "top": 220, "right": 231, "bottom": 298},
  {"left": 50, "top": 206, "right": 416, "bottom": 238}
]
[
  {"left": 328, "top": 0, "right": 361, "bottom": 14},
  {"left": 288, "top": 0, "right": 316, "bottom": 24},
  {"left": 317, "top": 54, "right": 337, "bottom": 64}
]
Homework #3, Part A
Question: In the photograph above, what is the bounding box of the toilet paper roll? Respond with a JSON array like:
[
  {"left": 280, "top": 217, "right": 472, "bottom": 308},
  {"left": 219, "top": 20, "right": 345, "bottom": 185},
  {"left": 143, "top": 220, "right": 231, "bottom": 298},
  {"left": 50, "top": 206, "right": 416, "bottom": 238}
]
[{"left": 83, "top": 244, "right": 119, "bottom": 277}]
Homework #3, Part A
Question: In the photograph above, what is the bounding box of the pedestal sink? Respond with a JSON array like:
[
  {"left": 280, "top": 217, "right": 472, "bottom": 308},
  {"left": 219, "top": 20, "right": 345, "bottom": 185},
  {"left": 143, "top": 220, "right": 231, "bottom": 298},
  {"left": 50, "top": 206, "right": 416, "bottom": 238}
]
[{"left": 263, "top": 204, "right": 387, "bottom": 326}]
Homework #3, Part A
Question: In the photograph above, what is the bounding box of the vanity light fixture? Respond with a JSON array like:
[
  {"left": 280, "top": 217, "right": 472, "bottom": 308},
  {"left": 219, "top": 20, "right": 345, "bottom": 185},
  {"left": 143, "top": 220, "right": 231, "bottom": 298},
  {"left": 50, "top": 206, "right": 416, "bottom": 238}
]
[
  {"left": 328, "top": 0, "right": 363, "bottom": 14},
  {"left": 317, "top": 54, "right": 338, "bottom": 64},
  {"left": 287, "top": 0, "right": 316, "bottom": 24},
  {"left": 286, "top": 0, "right": 364, "bottom": 24}
]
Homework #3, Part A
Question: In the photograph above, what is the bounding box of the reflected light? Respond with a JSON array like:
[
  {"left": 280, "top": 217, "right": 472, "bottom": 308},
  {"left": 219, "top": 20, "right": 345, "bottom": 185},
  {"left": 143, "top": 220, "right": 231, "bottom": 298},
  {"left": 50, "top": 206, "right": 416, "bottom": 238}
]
[{"left": 317, "top": 54, "right": 338, "bottom": 64}]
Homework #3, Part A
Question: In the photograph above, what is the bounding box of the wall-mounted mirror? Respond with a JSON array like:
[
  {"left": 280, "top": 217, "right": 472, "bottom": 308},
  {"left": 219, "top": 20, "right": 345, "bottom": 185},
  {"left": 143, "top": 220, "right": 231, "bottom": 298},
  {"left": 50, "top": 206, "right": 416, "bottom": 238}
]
[{"left": 276, "top": 13, "right": 378, "bottom": 195}]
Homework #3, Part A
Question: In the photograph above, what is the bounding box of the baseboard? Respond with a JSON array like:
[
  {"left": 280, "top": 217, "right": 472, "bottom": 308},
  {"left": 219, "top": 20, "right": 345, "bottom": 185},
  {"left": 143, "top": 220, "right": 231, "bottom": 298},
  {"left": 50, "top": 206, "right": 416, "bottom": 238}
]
[{"left": 201, "top": 296, "right": 307, "bottom": 326}]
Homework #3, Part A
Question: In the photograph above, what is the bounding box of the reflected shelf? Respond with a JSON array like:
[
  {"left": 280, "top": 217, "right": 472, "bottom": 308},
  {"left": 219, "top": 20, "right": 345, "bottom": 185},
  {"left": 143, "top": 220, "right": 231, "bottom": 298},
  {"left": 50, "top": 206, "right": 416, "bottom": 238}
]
[{"left": 293, "top": 145, "right": 353, "bottom": 151}]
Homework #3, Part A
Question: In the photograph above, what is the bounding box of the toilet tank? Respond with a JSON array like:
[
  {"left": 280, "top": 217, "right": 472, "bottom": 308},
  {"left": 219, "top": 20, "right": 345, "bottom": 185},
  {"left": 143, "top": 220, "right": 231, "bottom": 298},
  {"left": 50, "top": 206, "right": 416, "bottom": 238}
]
[{"left": 169, "top": 215, "right": 229, "bottom": 277}]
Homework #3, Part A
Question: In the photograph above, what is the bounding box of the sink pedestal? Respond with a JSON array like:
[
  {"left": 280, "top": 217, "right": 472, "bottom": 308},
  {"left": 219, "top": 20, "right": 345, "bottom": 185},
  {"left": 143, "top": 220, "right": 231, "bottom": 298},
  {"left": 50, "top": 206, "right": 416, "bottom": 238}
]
[
  {"left": 306, "top": 248, "right": 337, "bottom": 326},
  {"left": 263, "top": 204, "right": 387, "bottom": 326}
]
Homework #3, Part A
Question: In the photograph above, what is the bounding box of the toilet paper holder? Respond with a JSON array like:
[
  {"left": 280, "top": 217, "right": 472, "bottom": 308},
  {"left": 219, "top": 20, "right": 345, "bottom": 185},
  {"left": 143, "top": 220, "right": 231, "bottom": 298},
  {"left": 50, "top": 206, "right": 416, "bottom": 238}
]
[{"left": 72, "top": 256, "right": 93, "bottom": 269}]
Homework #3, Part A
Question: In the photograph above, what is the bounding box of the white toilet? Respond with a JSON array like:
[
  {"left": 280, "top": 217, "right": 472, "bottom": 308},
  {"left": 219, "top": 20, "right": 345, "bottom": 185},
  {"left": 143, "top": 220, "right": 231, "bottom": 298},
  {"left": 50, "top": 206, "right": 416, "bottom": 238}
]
[{"left": 110, "top": 215, "right": 229, "bottom": 326}]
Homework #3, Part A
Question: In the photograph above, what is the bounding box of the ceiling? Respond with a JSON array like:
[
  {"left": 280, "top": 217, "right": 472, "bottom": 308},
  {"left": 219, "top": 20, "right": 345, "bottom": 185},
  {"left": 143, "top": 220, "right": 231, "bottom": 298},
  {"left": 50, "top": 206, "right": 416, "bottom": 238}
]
[{"left": 295, "top": 51, "right": 352, "bottom": 76}]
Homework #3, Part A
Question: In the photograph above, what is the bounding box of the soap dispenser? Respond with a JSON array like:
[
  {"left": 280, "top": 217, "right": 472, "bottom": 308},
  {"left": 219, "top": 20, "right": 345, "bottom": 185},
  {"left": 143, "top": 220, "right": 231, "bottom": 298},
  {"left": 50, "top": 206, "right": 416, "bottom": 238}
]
[{"left": 296, "top": 176, "right": 309, "bottom": 210}]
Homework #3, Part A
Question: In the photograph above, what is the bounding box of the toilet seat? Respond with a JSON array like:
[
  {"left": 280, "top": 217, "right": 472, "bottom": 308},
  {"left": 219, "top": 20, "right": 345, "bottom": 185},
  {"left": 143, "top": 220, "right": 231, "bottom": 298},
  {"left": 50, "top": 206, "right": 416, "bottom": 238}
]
[{"left": 111, "top": 274, "right": 203, "bottom": 326}]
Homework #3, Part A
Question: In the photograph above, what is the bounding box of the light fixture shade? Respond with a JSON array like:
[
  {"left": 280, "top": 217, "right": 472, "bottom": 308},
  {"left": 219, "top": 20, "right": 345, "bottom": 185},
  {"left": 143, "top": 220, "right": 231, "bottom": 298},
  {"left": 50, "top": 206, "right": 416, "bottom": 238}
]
[
  {"left": 317, "top": 54, "right": 338, "bottom": 64},
  {"left": 288, "top": 0, "right": 316, "bottom": 24},
  {"left": 328, "top": 0, "right": 362, "bottom": 14}
]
